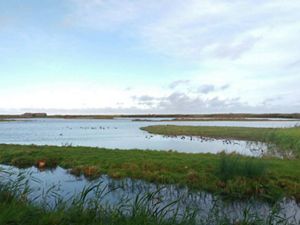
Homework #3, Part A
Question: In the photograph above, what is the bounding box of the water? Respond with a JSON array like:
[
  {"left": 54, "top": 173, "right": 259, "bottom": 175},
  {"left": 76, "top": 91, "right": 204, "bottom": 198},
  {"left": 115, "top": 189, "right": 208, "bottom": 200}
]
[
  {"left": 0, "top": 164, "right": 299, "bottom": 223},
  {"left": 0, "top": 118, "right": 299, "bottom": 155}
]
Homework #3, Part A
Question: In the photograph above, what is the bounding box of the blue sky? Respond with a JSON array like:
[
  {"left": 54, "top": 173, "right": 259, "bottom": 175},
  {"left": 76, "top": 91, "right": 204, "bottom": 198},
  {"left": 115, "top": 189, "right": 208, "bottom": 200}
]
[{"left": 1, "top": 0, "right": 300, "bottom": 114}]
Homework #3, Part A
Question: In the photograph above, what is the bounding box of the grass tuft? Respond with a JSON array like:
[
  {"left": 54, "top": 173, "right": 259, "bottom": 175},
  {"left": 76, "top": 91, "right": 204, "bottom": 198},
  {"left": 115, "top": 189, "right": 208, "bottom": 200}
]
[{"left": 216, "top": 153, "right": 267, "bottom": 182}]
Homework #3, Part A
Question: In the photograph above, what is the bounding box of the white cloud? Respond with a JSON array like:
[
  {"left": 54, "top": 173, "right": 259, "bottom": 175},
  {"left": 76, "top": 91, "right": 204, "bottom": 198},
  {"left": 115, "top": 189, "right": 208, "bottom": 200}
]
[
  {"left": 2, "top": 0, "right": 300, "bottom": 113},
  {"left": 65, "top": 0, "right": 300, "bottom": 72},
  {"left": 169, "top": 80, "right": 190, "bottom": 89}
]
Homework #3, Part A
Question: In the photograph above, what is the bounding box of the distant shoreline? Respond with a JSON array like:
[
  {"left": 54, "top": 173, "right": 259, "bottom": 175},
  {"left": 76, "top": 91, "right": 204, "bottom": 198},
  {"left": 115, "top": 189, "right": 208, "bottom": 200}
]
[{"left": 1, "top": 113, "right": 300, "bottom": 120}]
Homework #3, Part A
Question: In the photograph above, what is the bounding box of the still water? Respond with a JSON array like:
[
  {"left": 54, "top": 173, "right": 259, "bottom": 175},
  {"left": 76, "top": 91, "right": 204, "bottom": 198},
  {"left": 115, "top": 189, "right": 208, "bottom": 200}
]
[
  {"left": 0, "top": 164, "right": 299, "bottom": 223},
  {"left": 0, "top": 118, "right": 299, "bottom": 155}
]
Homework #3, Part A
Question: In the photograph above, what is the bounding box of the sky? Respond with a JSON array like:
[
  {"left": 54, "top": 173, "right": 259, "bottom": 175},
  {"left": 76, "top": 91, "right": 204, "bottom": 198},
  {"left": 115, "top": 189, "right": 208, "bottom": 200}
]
[{"left": 0, "top": 0, "right": 300, "bottom": 114}]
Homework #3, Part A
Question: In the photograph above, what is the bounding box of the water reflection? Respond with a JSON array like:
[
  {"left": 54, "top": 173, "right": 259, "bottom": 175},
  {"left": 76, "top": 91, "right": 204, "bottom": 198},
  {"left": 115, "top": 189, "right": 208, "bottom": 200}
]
[{"left": 0, "top": 164, "right": 299, "bottom": 224}]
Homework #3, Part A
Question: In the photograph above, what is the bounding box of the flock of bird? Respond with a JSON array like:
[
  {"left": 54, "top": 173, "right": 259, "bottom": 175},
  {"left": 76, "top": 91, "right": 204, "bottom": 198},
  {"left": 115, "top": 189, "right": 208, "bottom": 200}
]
[
  {"left": 59, "top": 126, "right": 118, "bottom": 136},
  {"left": 58, "top": 126, "right": 239, "bottom": 146},
  {"left": 145, "top": 134, "right": 240, "bottom": 145}
]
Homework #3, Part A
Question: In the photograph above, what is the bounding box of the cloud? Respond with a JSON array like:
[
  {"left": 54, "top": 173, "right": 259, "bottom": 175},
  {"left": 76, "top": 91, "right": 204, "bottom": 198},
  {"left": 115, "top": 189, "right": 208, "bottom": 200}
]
[
  {"left": 132, "top": 95, "right": 156, "bottom": 102},
  {"left": 130, "top": 91, "right": 246, "bottom": 113},
  {"left": 195, "top": 84, "right": 215, "bottom": 94},
  {"left": 214, "top": 36, "right": 260, "bottom": 60},
  {"left": 1, "top": 1, "right": 300, "bottom": 114},
  {"left": 169, "top": 79, "right": 190, "bottom": 89},
  {"left": 124, "top": 87, "right": 132, "bottom": 91},
  {"left": 191, "top": 84, "right": 230, "bottom": 94},
  {"left": 220, "top": 84, "right": 230, "bottom": 90},
  {"left": 65, "top": 0, "right": 300, "bottom": 66},
  {"left": 137, "top": 1, "right": 300, "bottom": 61},
  {"left": 261, "top": 96, "right": 282, "bottom": 106},
  {"left": 64, "top": 0, "right": 300, "bottom": 109},
  {"left": 155, "top": 92, "right": 244, "bottom": 113},
  {"left": 1, "top": 87, "right": 299, "bottom": 114},
  {"left": 169, "top": 79, "right": 230, "bottom": 94}
]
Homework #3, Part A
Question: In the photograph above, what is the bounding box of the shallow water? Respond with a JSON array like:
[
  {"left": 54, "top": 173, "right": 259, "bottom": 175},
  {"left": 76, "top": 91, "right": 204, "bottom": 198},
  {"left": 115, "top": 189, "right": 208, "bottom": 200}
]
[
  {"left": 0, "top": 118, "right": 299, "bottom": 155},
  {"left": 0, "top": 164, "right": 299, "bottom": 223}
]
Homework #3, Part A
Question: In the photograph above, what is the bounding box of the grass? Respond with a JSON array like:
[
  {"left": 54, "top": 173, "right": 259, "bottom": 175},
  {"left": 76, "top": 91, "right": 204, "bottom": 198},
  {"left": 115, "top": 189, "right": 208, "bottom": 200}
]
[
  {"left": 0, "top": 144, "right": 299, "bottom": 202},
  {"left": 0, "top": 176, "right": 197, "bottom": 225},
  {"left": 0, "top": 167, "right": 298, "bottom": 225},
  {"left": 141, "top": 125, "right": 300, "bottom": 158},
  {"left": 216, "top": 153, "right": 267, "bottom": 182},
  {"left": 0, "top": 120, "right": 15, "bottom": 122}
]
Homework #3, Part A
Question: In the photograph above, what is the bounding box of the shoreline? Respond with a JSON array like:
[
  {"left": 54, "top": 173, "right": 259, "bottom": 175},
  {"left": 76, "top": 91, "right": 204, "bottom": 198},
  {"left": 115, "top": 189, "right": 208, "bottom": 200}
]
[
  {"left": 141, "top": 125, "right": 300, "bottom": 159},
  {"left": 0, "top": 144, "right": 299, "bottom": 202}
]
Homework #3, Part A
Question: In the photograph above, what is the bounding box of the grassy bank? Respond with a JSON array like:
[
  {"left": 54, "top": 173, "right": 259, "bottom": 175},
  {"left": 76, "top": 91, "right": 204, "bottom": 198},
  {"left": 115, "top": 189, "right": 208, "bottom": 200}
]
[
  {"left": 141, "top": 125, "right": 300, "bottom": 158},
  {"left": 1, "top": 175, "right": 296, "bottom": 225},
  {"left": 0, "top": 144, "right": 299, "bottom": 202}
]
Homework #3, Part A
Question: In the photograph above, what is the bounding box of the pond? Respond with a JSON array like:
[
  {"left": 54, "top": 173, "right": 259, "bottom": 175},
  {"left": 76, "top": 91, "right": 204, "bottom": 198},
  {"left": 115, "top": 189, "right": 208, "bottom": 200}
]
[
  {"left": 0, "top": 118, "right": 299, "bottom": 155},
  {"left": 0, "top": 164, "right": 299, "bottom": 224}
]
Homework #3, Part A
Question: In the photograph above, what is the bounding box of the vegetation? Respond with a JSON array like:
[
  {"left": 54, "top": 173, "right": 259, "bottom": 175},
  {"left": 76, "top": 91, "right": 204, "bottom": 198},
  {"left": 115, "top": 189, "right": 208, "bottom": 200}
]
[
  {"left": 0, "top": 180, "right": 194, "bottom": 225},
  {"left": 1, "top": 113, "right": 300, "bottom": 120},
  {"left": 123, "top": 113, "right": 300, "bottom": 119},
  {"left": 0, "top": 171, "right": 297, "bottom": 225},
  {"left": 0, "top": 120, "right": 16, "bottom": 122},
  {"left": 141, "top": 125, "right": 300, "bottom": 158},
  {"left": 0, "top": 144, "right": 299, "bottom": 202},
  {"left": 0, "top": 114, "right": 114, "bottom": 119},
  {"left": 216, "top": 153, "right": 267, "bottom": 182}
]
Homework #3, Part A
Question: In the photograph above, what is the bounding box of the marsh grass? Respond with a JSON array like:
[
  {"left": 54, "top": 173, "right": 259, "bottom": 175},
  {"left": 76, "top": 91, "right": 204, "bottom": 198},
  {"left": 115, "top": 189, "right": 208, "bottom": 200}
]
[
  {"left": 0, "top": 166, "right": 298, "bottom": 225},
  {"left": 141, "top": 125, "right": 300, "bottom": 158},
  {"left": 0, "top": 144, "right": 299, "bottom": 202},
  {"left": 216, "top": 153, "right": 267, "bottom": 182}
]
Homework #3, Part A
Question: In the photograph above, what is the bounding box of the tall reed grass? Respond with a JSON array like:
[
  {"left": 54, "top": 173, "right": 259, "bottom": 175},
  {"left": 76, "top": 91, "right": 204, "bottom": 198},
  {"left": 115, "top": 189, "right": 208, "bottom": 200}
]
[
  {"left": 0, "top": 166, "right": 298, "bottom": 225},
  {"left": 216, "top": 153, "right": 268, "bottom": 182}
]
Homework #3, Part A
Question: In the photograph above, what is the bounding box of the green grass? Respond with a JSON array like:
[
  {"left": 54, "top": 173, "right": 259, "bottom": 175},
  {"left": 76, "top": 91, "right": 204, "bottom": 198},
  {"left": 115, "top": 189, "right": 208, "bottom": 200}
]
[
  {"left": 0, "top": 144, "right": 299, "bottom": 202},
  {"left": 0, "top": 200, "right": 195, "bottom": 225},
  {"left": 1, "top": 174, "right": 296, "bottom": 225},
  {"left": 216, "top": 153, "right": 267, "bottom": 182},
  {"left": 141, "top": 125, "right": 300, "bottom": 158},
  {"left": 0, "top": 179, "right": 197, "bottom": 225}
]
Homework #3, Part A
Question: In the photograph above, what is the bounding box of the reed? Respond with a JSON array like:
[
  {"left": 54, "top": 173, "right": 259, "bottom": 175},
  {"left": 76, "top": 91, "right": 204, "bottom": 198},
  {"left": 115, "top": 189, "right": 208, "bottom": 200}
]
[
  {"left": 0, "top": 167, "right": 297, "bottom": 225},
  {"left": 216, "top": 153, "right": 267, "bottom": 182}
]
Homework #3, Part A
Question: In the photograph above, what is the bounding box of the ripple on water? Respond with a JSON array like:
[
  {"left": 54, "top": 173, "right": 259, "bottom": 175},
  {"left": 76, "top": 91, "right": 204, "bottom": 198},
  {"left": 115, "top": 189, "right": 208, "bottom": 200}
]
[{"left": 0, "top": 164, "right": 299, "bottom": 223}]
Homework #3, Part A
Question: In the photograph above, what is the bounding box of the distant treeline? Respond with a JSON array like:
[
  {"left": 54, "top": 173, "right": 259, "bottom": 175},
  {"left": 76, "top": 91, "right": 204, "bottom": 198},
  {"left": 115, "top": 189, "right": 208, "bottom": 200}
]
[
  {"left": 0, "top": 113, "right": 114, "bottom": 119},
  {"left": 120, "top": 113, "right": 300, "bottom": 119},
  {"left": 0, "top": 113, "right": 300, "bottom": 119}
]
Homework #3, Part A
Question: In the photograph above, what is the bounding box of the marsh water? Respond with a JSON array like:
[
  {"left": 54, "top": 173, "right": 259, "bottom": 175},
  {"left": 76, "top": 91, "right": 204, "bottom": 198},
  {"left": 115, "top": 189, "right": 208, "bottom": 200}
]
[
  {"left": 1, "top": 119, "right": 300, "bottom": 223},
  {"left": 0, "top": 164, "right": 299, "bottom": 223},
  {"left": 0, "top": 118, "right": 300, "bottom": 156}
]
